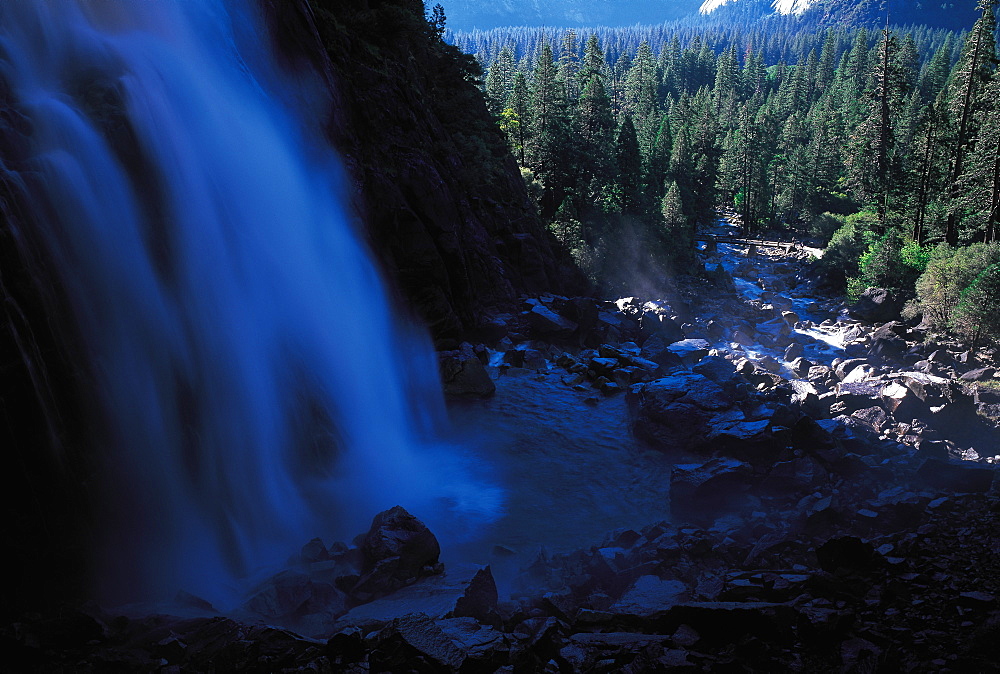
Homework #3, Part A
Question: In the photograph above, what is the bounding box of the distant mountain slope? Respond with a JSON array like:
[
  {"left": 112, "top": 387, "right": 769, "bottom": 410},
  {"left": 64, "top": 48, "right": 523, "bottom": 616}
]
[
  {"left": 438, "top": 0, "right": 705, "bottom": 30},
  {"left": 442, "top": 0, "right": 978, "bottom": 31}
]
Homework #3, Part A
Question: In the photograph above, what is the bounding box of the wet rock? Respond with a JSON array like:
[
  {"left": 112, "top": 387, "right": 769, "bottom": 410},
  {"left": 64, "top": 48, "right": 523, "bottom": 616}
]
[
  {"left": 916, "top": 458, "right": 997, "bottom": 493},
  {"left": 374, "top": 613, "right": 467, "bottom": 671},
  {"left": 453, "top": 566, "right": 499, "bottom": 625},
  {"left": 352, "top": 506, "right": 441, "bottom": 600},
  {"left": 439, "top": 353, "right": 496, "bottom": 398},
  {"left": 784, "top": 342, "right": 804, "bottom": 361}
]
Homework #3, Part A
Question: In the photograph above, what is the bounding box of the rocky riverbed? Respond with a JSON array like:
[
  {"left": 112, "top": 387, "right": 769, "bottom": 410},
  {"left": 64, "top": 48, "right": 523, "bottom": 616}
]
[{"left": 7, "top": 234, "right": 1000, "bottom": 672}]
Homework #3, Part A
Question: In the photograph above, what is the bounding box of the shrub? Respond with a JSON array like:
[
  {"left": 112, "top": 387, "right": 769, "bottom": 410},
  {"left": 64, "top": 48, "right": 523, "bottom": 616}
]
[
  {"left": 914, "top": 242, "right": 1000, "bottom": 331},
  {"left": 951, "top": 264, "right": 1000, "bottom": 348}
]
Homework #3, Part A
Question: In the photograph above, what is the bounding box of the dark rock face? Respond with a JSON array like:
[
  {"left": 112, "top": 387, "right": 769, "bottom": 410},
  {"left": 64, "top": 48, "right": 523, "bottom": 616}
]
[{"left": 295, "top": 0, "right": 585, "bottom": 343}]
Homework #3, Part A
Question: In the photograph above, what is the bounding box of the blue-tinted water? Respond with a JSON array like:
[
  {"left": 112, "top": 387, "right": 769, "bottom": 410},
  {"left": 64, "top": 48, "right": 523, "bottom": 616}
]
[{"left": 0, "top": 1, "right": 501, "bottom": 607}]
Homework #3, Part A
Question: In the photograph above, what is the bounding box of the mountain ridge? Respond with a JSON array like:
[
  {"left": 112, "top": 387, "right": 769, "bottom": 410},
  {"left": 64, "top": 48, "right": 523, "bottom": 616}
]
[{"left": 441, "top": 0, "right": 978, "bottom": 31}]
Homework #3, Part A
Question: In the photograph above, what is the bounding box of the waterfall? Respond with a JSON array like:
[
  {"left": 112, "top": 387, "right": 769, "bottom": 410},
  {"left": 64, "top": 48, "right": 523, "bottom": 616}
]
[{"left": 0, "top": 1, "right": 500, "bottom": 606}]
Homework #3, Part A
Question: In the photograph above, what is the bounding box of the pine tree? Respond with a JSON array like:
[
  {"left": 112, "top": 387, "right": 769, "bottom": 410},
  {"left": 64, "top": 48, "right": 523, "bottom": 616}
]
[
  {"left": 661, "top": 180, "right": 692, "bottom": 263},
  {"left": 944, "top": 0, "right": 999, "bottom": 244},
  {"left": 558, "top": 29, "right": 581, "bottom": 102},
  {"left": 484, "top": 46, "right": 516, "bottom": 116},
  {"left": 504, "top": 69, "right": 531, "bottom": 165},
  {"left": 615, "top": 115, "right": 643, "bottom": 215}
]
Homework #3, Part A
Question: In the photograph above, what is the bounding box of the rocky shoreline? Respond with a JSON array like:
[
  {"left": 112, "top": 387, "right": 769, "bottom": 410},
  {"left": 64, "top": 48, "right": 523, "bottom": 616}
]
[{"left": 7, "top": 243, "right": 1000, "bottom": 673}]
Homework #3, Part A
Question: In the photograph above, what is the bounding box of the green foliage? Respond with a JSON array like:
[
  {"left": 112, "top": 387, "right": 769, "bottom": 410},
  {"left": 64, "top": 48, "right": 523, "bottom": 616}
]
[
  {"left": 809, "top": 212, "right": 846, "bottom": 243},
  {"left": 914, "top": 242, "right": 1000, "bottom": 330},
  {"left": 458, "top": 12, "right": 1000, "bottom": 301},
  {"left": 899, "top": 238, "right": 930, "bottom": 273},
  {"left": 951, "top": 263, "right": 1000, "bottom": 346},
  {"left": 817, "top": 210, "right": 878, "bottom": 289},
  {"left": 846, "top": 229, "right": 927, "bottom": 300}
]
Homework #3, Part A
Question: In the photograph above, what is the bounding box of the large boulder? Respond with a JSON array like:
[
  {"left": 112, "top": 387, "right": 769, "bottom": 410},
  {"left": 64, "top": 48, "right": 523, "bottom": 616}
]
[
  {"left": 849, "top": 287, "right": 904, "bottom": 323},
  {"left": 352, "top": 506, "right": 441, "bottom": 601},
  {"left": 439, "top": 353, "right": 495, "bottom": 398},
  {"left": 665, "top": 338, "right": 711, "bottom": 367},
  {"left": 671, "top": 457, "right": 754, "bottom": 518},
  {"left": 640, "top": 311, "right": 685, "bottom": 344},
  {"left": 524, "top": 303, "right": 578, "bottom": 338},
  {"left": 628, "top": 373, "right": 734, "bottom": 453}
]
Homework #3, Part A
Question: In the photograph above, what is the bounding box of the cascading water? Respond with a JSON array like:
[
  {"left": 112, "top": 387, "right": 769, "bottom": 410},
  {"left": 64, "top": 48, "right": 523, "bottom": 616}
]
[{"left": 0, "top": 1, "right": 500, "bottom": 606}]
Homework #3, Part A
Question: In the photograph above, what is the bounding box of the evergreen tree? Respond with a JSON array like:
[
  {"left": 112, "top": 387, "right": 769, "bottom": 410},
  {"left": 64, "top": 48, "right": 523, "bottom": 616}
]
[
  {"left": 944, "top": 0, "right": 998, "bottom": 244},
  {"left": 615, "top": 115, "right": 643, "bottom": 215},
  {"left": 661, "top": 180, "right": 692, "bottom": 263},
  {"left": 484, "top": 46, "right": 516, "bottom": 116},
  {"left": 504, "top": 69, "right": 531, "bottom": 164}
]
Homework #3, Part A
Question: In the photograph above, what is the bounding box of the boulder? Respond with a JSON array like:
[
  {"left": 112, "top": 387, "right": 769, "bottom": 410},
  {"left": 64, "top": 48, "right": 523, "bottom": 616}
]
[
  {"left": 789, "top": 357, "right": 813, "bottom": 378},
  {"left": 816, "top": 536, "right": 879, "bottom": 574},
  {"left": 784, "top": 342, "right": 804, "bottom": 362},
  {"left": 868, "top": 336, "right": 907, "bottom": 363},
  {"left": 961, "top": 367, "right": 996, "bottom": 382},
  {"left": 525, "top": 304, "right": 577, "bottom": 338},
  {"left": 849, "top": 287, "right": 904, "bottom": 323},
  {"left": 374, "top": 613, "right": 467, "bottom": 671},
  {"left": 666, "top": 338, "right": 711, "bottom": 367},
  {"left": 453, "top": 566, "right": 499, "bottom": 625},
  {"left": 756, "top": 355, "right": 782, "bottom": 373},
  {"left": 834, "top": 358, "right": 869, "bottom": 380},
  {"left": 439, "top": 353, "right": 496, "bottom": 398},
  {"left": 352, "top": 506, "right": 441, "bottom": 600},
  {"left": 880, "top": 381, "right": 929, "bottom": 421},
  {"left": 834, "top": 381, "right": 882, "bottom": 414},
  {"left": 671, "top": 458, "right": 754, "bottom": 517},
  {"left": 629, "top": 373, "right": 734, "bottom": 453},
  {"left": 640, "top": 312, "right": 684, "bottom": 344},
  {"left": 692, "top": 355, "right": 738, "bottom": 384},
  {"left": 610, "top": 576, "right": 688, "bottom": 617}
]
